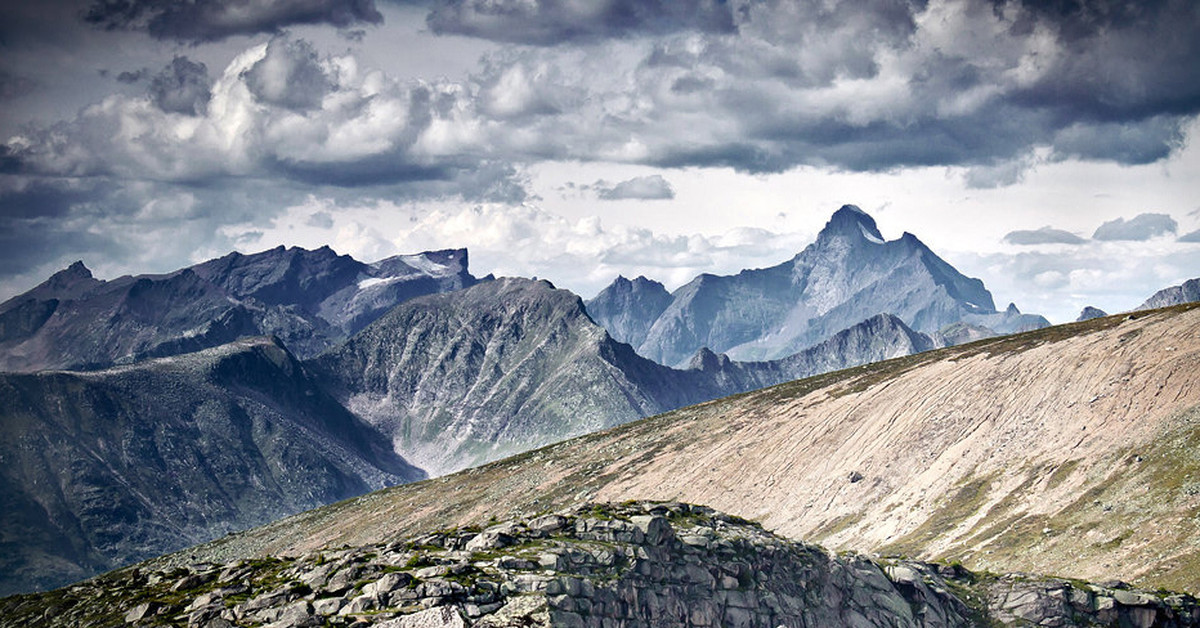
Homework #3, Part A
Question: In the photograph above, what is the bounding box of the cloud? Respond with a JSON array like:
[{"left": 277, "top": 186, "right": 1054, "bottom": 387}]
[
  {"left": 1003, "top": 226, "right": 1087, "bottom": 245},
  {"left": 959, "top": 242, "right": 1200, "bottom": 324},
  {"left": 149, "top": 56, "right": 212, "bottom": 116},
  {"left": 426, "top": 0, "right": 735, "bottom": 45},
  {"left": 10, "top": 1, "right": 1200, "bottom": 190},
  {"left": 392, "top": 202, "right": 812, "bottom": 296},
  {"left": 116, "top": 68, "right": 149, "bottom": 84},
  {"left": 1093, "top": 213, "right": 1179, "bottom": 241},
  {"left": 83, "top": 0, "right": 383, "bottom": 43},
  {"left": 1178, "top": 229, "right": 1200, "bottom": 243},
  {"left": 594, "top": 175, "right": 674, "bottom": 200},
  {"left": 0, "top": 70, "right": 37, "bottom": 101},
  {"left": 964, "top": 156, "right": 1035, "bottom": 189},
  {"left": 243, "top": 37, "right": 333, "bottom": 111}
]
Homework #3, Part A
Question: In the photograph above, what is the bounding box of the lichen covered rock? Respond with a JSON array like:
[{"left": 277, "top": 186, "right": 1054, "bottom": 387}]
[{"left": 2, "top": 502, "right": 1196, "bottom": 627}]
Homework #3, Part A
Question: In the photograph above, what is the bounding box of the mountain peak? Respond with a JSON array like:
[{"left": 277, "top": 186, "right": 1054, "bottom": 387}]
[
  {"left": 52, "top": 260, "right": 92, "bottom": 281},
  {"left": 39, "top": 260, "right": 101, "bottom": 296},
  {"left": 819, "top": 205, "right": 884, "bottom": 243}
]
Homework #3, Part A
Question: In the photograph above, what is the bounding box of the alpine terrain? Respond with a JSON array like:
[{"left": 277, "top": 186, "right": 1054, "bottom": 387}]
[
  {"left": 0, "top": 337, "right": 423, "bottom": 596},
  {"left": 588, "top": 205, "right": 1048, "bottom": 367},
  {"left": 163, "top": 302, "right": 1200, "bottom": 596},
  {"left": 309, "top": 277, "right": 935, "bottom": 475},
  {"left": 0, "top": 247, "right": 479, "bottom": 372},
  {"left": 1139, "top": 277, "right": 1200, "bottom": 311},
  {"left": 5, "top": 501, "right": 1198, "bottom": 627}
]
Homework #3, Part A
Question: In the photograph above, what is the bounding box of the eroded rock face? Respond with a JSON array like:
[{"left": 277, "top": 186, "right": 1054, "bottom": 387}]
[{"left": 3, "top": 502, "right": 1195, "bottom": 628}]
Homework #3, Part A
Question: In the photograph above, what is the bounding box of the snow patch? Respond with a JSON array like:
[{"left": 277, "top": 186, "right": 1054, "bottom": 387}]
[
  {"left": 399, "top": 254, "right": 450, "bottom": 275},
  {"left": 358, "top": 277, "right": 392, "bottom": 290},
  {"left": 859, "top": 223, "right": 885, "bottom": 244}
]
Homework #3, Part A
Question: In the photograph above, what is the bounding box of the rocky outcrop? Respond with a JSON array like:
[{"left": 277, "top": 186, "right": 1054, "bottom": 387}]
[
  {"left": 0, "top": 247, "right": 478, "bottom": 371},
  {"left": 601, "top": 205, "right": 1046, "bottom": 367},
  {"left": 0, "top": 337, "right": 423, "bottom": 597},
  {"left": 1138, "top": 277, "right": 1200, "bottom": 311},
  {"left": 4, "top": 502, "right": 1195, "bottom": 628}
]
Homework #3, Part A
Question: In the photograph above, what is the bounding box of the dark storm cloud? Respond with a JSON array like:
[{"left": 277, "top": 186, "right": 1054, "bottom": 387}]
[
  {"left": 6, "top": 0, "right": 1200, "bottom": 206},
  {"left": 1050, "top": 117, "right": 1186, "bottom": 164},
  {"left": 116, "top": 68, "right": 150, "bottom": 84},
  {"left": 0, "top": 70, "right": 37, "bottom": 101},
  {"left": 0, "top": 178, "right": 119, "bottom": 276},
  {"left": 83, "top": 0, "right": 383, "bottom": 42},
  {"left": 595, "top": 175, "right": 675, "bottom": 200},
  {"left": 1003, "top": 226, "right": 1087, "bottom": 245},
  {"left": 1092, "top": 213, "right": 1179, "bottom": 241},
  {"left": 427, "top": 0, "right": 736, "bottom": 45},
  {"left": 149, "top": 56, "right": 212, "bottom": 115},
  {"left": 999, "top": 0, "right": 1200, "bottom": 122}
]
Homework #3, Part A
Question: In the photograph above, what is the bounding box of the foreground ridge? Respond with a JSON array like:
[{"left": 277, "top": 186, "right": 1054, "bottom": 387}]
[{"left": 4, "top": 502, "right": 1197, "bottom": 627}]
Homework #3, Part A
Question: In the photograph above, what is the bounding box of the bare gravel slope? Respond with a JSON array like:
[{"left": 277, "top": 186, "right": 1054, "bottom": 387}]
[{"left": 163, "top": 303, "right": 1200, "bottom": 591}]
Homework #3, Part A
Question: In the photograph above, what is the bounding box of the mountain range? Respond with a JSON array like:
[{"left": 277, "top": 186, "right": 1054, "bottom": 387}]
[
  {"left": 587, "top": 205, "right": 1049, "bottom": 366},
  {"left": 0, "top": 246, "right": 479, "bottom": 372},
  {"left": 153, "top": 302, "right": 1200, "bottom": 596},
  {"left": 4, "top": 204, "right": 1191, "bottom": 602},
  {"left": 310, "top": 277, "right": 937, "bottom": 475}
]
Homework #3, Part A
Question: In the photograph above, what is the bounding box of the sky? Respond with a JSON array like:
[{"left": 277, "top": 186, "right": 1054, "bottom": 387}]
[{"left": 1, "top": 0, "right": 1198, "bottom": 324}]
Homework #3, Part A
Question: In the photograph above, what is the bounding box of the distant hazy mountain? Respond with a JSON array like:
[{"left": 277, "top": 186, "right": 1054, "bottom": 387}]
[
  {"left": 590, "top": 205, "right": 1048, "bottom": 366},
  {"left": 584, "top": 275, "right": 672, "bottom": 348},
  {"left": 312, "top": 277, "right": 936, "bottom": 475},
  {"left": 0, "top": 247, "right": 478, "bottom": 372},
  {"left": 0, "top": 337, "right": 422, "bottom": 596},
  {"left": 1137, "top": 277, "right": 1200, "bottom": 311},
  {"left": 1077, "top": 306, "right": 1108, "bottom": 321}
]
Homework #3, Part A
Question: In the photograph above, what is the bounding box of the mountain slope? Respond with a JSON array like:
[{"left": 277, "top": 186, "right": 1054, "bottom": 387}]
[
  {"left": 310, "top": 278, "right": 937, "bottom": 476},
  {"left": 310, "top": 278, "right": 714, "bottom": 476},
  {"left": 0, "top": 337, "right": 423, "bottom": 597},
  {"left": 175, "top": 303, "right": 1200, "bottom": 592},
  {"left": 0, "top": 247, "right": 478, "bottom": 372},
  {"left": 1138, "top": 277, "right": 1200, "bottom": 310},
  {"left": 598, "top": 205, "right": 1047, "bottom": 367}
]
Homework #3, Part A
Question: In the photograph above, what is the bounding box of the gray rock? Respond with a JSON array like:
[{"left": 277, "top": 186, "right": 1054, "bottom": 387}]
[
  {"left": 379, "top": 605, "right": 469, "bottom": 628},
  {"left": 123, "top": 602, "right": 156, "bottom": 623}
]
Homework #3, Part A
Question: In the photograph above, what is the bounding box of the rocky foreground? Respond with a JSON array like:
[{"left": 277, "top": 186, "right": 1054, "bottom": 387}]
[{"left": 4, "top": 502, "right": 1197, "bottom": 627}]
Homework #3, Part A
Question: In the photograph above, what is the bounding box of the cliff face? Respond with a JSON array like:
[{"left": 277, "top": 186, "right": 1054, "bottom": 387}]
[
  {"left": 5, "top": 502, "right": 1196, "bottom": 628},
  {"left": 0, "top": 337, "right": 423, "bottom": 596}
]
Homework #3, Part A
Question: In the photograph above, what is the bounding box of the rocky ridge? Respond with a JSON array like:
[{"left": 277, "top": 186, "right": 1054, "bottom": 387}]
[
  {"left": 5, "top": 501, "right": 1196, "bottom": 628},
  {"left": 1139, "top": 277, "right": 1200, "bottom": 311},
  {"left": 0, "top": 247, "right": 478, "bottom": 372}
]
